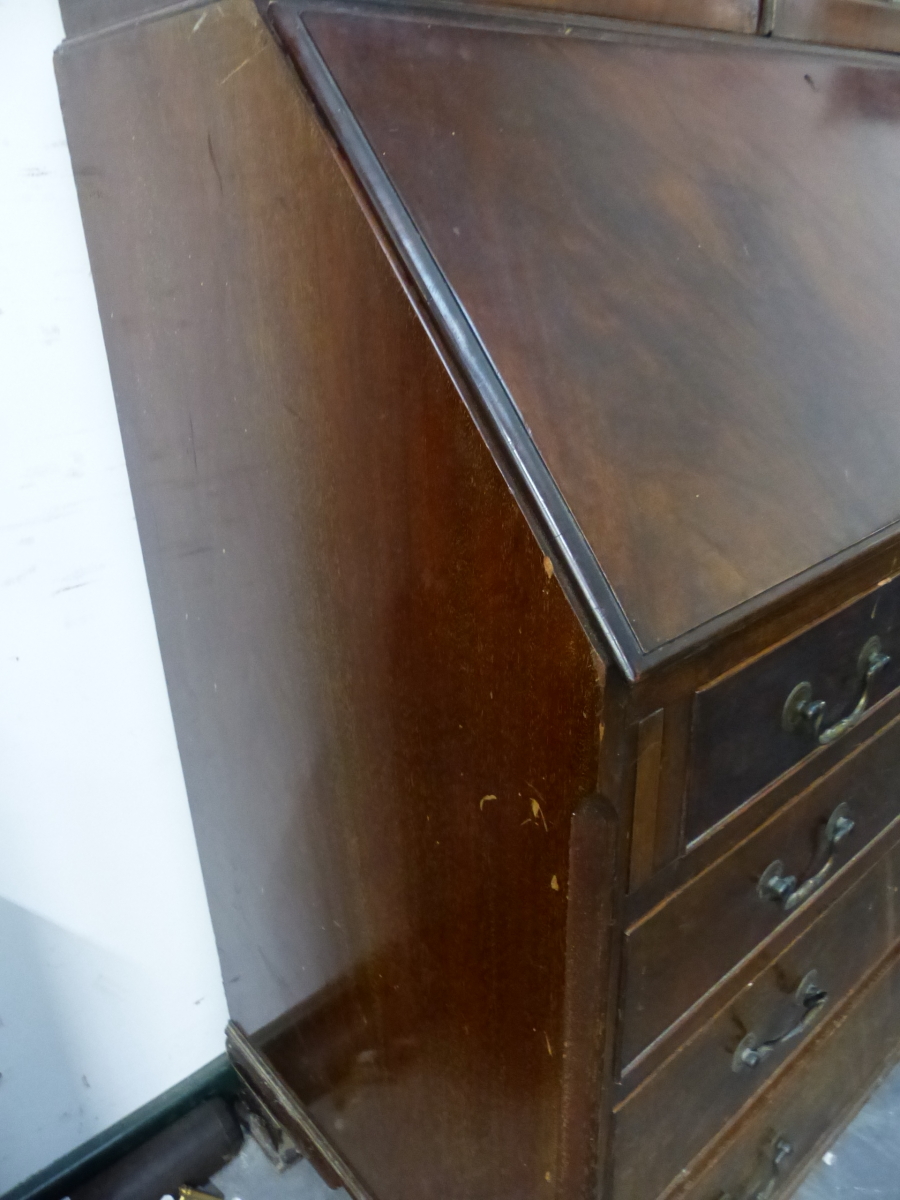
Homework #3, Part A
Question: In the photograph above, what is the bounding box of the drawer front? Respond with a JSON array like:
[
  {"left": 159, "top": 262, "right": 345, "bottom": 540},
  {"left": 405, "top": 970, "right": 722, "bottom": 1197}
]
[
  {"left": 677, "top": 942, "right": 900, "bottom": 1200},
  {"left": 685, "top": 574, "right": 900, "bottom": 843},
  {"left": 622, "top": 709, "right": 900, "bottom": 1069},
  {"left": 613, "top": 837, "right": 900, "bottom": 1200}
]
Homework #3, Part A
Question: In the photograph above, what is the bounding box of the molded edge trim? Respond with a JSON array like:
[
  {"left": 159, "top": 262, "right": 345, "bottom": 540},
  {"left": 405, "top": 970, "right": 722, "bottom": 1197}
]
[{"left": 269, "top": 0, "right": 645, "bottom": 680}]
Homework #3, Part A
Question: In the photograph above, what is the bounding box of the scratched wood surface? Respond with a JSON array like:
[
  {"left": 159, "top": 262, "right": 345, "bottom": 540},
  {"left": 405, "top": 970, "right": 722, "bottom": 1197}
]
[
  {"left": 56, "top": 4, "right": 610, "bottom": 1198},
  {"left": 56, "top": 2, "right": 900, "bottom": 1199}
]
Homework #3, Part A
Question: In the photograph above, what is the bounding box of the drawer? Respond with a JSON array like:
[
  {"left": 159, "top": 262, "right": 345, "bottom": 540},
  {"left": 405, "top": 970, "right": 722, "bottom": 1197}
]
[
  {"left": 622, "top": 708, "right": 900, "bottom": 1070},
  {"left": 676, "top": 941, "right": 900, "bottom": 1200},
  {"left": 612, "top": 836, "right": 900, "bottom": 1200},
  {"left": 685, "top": 574, "right": 900, "bottom": 843}
]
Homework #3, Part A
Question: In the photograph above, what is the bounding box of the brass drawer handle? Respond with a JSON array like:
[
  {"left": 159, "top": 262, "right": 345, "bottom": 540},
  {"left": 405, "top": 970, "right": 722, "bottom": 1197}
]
[
  {"left": 718, "top": 1137, "right": 793, "bottom": 1200},
  {"left": 757, "top": 802, "right": 855, "bottom": 912},
  {"left": 731, "top": 971, "right": 828, "bottom": 1072},
  {"left": 783, "top": 635, "right": 890, "bottom": 746}
]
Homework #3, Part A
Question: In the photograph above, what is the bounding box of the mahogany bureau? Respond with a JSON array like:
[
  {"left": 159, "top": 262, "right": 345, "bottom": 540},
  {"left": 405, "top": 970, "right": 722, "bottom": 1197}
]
[{"left": 56, "top": 0, "right": 900, "bottom": 1196}]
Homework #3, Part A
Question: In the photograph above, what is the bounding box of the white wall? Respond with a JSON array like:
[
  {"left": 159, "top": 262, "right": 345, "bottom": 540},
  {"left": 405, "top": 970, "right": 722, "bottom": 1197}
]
[{"left": 0, "top": 1, "right": 230, "bottom": 1189}]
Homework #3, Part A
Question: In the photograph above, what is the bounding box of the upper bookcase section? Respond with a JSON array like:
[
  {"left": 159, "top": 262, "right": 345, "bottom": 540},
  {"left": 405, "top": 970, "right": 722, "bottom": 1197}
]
[{"left": 272, "top": 2, "right": 900, "bottom": 675}]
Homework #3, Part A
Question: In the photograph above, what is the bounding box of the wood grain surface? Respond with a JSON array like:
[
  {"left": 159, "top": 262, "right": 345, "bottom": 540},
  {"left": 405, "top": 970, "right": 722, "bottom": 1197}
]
[
  {"left": 55, "top": 2, "right": 900, "bottom": 1198},
  {"left": 291, "top": 5, "right": 900, "bottom": 653},
  {"left": 622, "top": 709, "right": 900, "bottom": 1068},
  {"left": 614, "top": 835, "right": 900, "bottom": 1200},
  {"left": 56, "top": 4, "right": 609, "bottom": 1198}
]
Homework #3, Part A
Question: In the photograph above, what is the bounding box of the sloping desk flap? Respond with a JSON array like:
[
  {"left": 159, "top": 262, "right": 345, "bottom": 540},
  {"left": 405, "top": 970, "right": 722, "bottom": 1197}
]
[{"left": 276, "top": 3, "right": 900, "bottom": 664}]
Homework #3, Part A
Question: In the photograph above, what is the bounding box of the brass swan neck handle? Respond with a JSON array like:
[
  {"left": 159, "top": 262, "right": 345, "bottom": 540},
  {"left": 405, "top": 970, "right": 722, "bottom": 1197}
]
[
  {"left": 757, "top": 802, "right": 855, "bottom": 913},
  {"left": 783, "top": 635, "right": 890, "bottom": 747},
  {"left": 731, "top": 971, "right": 828, "bottom": 1072},
  {"left": 717, "top": 1138, "right": 793, "bottom": 1200}
]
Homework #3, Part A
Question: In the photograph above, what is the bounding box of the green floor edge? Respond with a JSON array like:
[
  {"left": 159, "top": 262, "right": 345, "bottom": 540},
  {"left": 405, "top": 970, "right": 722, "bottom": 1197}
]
[{"left": 1, "top": 1054, "right": 241, "bottom": 1200}]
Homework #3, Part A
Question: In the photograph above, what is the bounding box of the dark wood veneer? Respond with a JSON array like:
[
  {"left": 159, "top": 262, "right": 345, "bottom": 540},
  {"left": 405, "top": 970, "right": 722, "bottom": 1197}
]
[
  {"left": 56, "top": 6, "right": 607, "bottom": 1196},
  {"left": 621, "top": 813, "right": 900, "bottom": 1097},
  {"left": 677, "top": 942, "right": 900, "bottom": 1200},
  {"left": 288, "top": 4, "right": 900, "bottom": 659},
  {"left": 627, "top": 682, "right": 900, "bottom": 926},
  {"left": 624, "top": 710, "right": 900, "bottom": 1068},
  {"left": 615, "top": 834, "right": 900, "bottom": 1200},
  {"left": 686, "top": 572, "right": 900, "bottom": 841},
  {"left": 56, "top": 1, "right": 900, "bottom": 1198}
]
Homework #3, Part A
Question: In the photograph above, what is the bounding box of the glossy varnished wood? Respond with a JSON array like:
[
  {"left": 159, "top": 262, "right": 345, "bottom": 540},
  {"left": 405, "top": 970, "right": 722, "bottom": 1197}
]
[
  {"left": 627, "top": 682, "right": 900, "bottom": 928},
  {"left": 56, "top": 1, "right": 900, "bottom": 1198},
  {"left": 622, "top": 709, "right": 900, "bottom": 1069},
  {"left": 629, "top": 709, "right": 666, "bottom": 888},
  {"left": 280, "top": 3, "right": 900, "bottom": 658},
  {"left": 686, "top": 572, "right": 900, "bottom": 841},
  {"left": 614, "top": 835, "right": 900, "bottom": 1200},
  {"left": 676, "top": 943, "right": 900, "bottom": 1200},
  {"left": 558, "top": 797, "right": 620, "bottom": 1200},
  {"left": 57, "top": 5, "right": 609, "bottom": 1198}
]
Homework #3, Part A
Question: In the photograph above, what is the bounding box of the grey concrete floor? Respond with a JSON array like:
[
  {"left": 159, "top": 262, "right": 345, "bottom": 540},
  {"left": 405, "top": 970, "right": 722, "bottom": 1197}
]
[
  {"left": 210, "top": 1059, "right": 900, "bottom": 1199},
  {"left": 212, "top": 1138, "right": 342, "bottom": 1200},
  {"left": 794, "top": 1059, "right": 900, "bottom": 1200}
]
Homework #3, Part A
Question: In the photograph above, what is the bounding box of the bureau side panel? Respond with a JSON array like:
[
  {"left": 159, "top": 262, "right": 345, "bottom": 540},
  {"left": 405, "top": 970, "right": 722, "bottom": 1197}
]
[{"left": 55, "top": 5, "right": 607, "bottom": 1199}]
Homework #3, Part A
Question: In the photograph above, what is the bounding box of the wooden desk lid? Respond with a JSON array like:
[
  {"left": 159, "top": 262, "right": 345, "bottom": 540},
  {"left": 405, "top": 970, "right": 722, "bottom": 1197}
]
[{"left": 272, "top": 3, "right": 900, "bottom": 675}]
